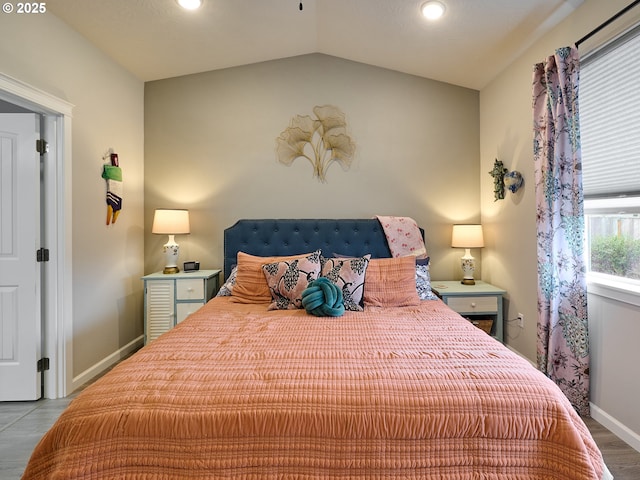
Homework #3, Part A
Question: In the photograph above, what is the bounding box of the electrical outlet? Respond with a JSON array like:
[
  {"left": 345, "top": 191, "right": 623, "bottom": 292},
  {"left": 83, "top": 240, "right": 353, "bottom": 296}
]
[{"left": 517, "top": 313, "right": 524, "bottom": 328}]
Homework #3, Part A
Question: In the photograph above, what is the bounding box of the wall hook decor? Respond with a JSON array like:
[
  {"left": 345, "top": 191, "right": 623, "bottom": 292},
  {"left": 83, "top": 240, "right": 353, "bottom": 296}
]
[
  {"left": 488, "top": 159, "right": 507, "bottom": 201},
  {"left": 102, "top": 149, "right": 123, "bottom": 225}
]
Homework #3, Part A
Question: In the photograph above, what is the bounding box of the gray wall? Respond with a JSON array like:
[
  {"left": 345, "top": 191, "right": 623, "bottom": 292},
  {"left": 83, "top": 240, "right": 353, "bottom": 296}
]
[{"left": 144, "top": 53, "right": 481, "bottom": 281}]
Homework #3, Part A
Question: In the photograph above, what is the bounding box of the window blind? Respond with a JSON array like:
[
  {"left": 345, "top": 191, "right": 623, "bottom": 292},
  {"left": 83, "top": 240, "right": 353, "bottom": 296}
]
[{"left": 580, "top": 25, "right": 640, "bottom": 198}]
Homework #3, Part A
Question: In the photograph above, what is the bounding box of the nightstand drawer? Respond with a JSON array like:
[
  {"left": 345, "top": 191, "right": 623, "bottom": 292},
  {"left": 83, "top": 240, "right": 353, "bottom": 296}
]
[
  {"left": 431, "top": 281, "right": 505, "bottom": 343},
  {"left": 176, "top": 279, "right": 204, "bottom": 300},
  {"left": 447, "top": 296, "right": 498, "bottom": 313},
  {"left": 176, "top": 301, "right": 204, "bottom": 323}
]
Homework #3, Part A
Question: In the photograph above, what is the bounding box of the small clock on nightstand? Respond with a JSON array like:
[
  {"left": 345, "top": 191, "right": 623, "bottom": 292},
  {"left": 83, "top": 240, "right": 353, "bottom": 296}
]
[{"left": 431, "top": 280, "right": 506, "bottom": 343}]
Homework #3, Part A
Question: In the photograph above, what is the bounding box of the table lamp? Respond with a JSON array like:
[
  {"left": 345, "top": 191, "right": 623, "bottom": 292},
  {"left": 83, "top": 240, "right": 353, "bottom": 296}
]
[
  {"left": 152, "top": 209, "right": 190, "bottom": 274},
  {"left": 451, "top": 224, "right": 484, "bottom": 285}
]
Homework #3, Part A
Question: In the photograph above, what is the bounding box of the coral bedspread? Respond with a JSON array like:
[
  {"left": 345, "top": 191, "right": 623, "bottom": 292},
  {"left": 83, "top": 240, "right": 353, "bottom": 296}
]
[{"left": 23, "top": 298, "right": 607, "bottom": 479}]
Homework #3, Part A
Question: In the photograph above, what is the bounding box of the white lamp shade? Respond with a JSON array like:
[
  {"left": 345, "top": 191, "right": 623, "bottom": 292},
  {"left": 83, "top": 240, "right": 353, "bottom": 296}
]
[
  {"left": 451, "top": 224, "right": 484, "bottom": 248},
  {"left": 152, "top": 209, "right": 190, "bottom": 235}
]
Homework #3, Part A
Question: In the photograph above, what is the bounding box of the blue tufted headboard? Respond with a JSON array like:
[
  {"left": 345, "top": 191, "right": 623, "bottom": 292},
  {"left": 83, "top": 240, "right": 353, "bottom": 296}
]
[{"left": 223, "top": 219, "right": 423, "bottom": 279}]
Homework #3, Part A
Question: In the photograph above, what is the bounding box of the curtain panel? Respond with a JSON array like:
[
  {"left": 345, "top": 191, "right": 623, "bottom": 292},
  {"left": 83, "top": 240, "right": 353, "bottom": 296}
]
[{"left": 532, "top": 46, "right": 590, "bottom": 416}]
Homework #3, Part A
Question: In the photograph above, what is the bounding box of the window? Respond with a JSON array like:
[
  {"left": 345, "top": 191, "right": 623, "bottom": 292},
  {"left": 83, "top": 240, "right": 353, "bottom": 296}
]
[
  {"left": 581, "top": 23, "right": 640, "bottom": 295},
  {"left": 584, "top": 197, "right": 640, "bottom": 284}
]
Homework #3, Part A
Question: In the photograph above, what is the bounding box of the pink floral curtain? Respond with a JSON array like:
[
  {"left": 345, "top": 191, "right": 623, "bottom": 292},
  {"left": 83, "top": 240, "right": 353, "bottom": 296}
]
[{"left": 532, "top": 46, "right": 590, "bottom": 416}]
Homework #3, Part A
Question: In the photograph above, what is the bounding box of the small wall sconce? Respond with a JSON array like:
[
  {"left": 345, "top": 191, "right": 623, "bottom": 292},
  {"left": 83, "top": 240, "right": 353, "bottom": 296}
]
[
  {"left": 504, "top": 170, "right": 524, "bottom": 193},
  {"left": 489, "top": 159, "right": 524, "bottom": 200},
  {"left": 152, "top": 209, "right": 191, "bottom": 274}
]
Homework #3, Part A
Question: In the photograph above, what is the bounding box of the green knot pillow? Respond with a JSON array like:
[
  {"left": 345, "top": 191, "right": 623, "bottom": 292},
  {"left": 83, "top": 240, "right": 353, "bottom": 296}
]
[{"left": 301, "top": 277, "right": 345, "bottom": 317}]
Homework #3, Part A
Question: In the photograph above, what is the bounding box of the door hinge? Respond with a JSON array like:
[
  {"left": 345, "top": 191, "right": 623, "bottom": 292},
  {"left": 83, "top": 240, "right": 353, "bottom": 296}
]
[
  {"left": 37, "top": 357, "right": 50, "bottom": 372},
  {"left": 36, "top": 248, "right": 50, "bottom": 262},
  {"left": 36, "top": 139, "right": 48, "bottom": 155}
]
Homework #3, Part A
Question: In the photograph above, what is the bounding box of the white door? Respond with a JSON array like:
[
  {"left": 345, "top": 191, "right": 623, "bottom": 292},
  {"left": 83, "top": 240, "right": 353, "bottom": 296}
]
[{"left": 0, "top": 113, "right": 41, "bottom": 401}]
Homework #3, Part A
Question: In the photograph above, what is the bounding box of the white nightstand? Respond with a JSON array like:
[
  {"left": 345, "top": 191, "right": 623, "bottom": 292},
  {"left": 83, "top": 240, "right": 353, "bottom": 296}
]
[
  {"left": 142, "top": 269, "right": 221, "bottom": 344},
  {"left": 431, "top": 280, "right": 506, "bottom": 343}
]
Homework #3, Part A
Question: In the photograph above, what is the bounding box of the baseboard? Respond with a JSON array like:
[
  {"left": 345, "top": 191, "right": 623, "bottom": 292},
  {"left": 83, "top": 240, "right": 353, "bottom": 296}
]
[
  {"left": 590, "top": 403, "right": 640, "bottom": 453},
  {"left": 71, "top": 335, "right": 144, "bottom": 392},
  {"left": 504, "top": 343, "right": 536, "bottom": 366}
]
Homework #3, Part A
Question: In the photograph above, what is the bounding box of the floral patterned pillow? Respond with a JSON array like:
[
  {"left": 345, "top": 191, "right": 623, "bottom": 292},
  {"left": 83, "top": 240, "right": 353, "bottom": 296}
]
[
  {"left": 215, "top": 266, "right": 237, "bottom": 297},
  {"left": 262, "top": 250, "right": 322, "bottom": 310},
  {"left": 416, "top": 257, "right": 438, "bottom": 300},
  {"left": 321, "top": 255, "right": 370, "bottom": 311}
]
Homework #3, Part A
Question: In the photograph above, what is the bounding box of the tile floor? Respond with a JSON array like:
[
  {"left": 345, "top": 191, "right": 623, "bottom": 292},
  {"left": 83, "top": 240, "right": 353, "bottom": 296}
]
[{"left": 0, "top": 394, "right": 76, "bottom": 478}]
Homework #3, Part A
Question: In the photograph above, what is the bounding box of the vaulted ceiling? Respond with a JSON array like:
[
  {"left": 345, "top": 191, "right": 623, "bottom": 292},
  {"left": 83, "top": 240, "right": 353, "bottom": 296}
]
[{"left": 47, "top": 0, "right": 584, "bottom": 90}]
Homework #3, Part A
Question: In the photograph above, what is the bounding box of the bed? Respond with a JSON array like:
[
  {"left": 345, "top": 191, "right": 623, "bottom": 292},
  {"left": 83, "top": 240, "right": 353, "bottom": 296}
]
[{"left": 23, "top": 219, "right": 611, "bottom": 479}]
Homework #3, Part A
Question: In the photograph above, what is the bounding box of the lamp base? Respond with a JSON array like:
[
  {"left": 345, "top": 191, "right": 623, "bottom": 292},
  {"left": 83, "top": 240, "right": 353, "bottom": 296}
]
[
  {"left": 460, "top": 249, "right": 476, "bottom": 286},
  {"left": 162, "top": 234, "right": 180, "bottom": 274}
]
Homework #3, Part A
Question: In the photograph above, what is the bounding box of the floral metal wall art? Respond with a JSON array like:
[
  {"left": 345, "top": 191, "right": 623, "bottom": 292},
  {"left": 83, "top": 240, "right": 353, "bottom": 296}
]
[{"left": 276, "top": 105, "right": 356, "bottom": 182}]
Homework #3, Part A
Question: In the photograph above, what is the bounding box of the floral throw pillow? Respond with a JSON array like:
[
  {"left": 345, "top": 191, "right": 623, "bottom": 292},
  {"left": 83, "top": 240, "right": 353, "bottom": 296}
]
[
  {"left": 262, "top": 250, "right": 322, "bottom": 310},
  {"left": 321, "top": 255, "right": 370, "bottom": 311},
  {"left": 416, "top": 257, "right": 438, "bottom": 300},
  {"left": 215, "top": 266, "right": 237, "bottom": 297}
]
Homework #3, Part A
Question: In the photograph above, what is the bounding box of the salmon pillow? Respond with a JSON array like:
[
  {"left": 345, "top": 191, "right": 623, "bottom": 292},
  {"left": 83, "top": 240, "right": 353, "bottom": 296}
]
[
  {"left": 231, "top": 251, "right": 318, "bottom": 304},
  {"left": 363, "top": 256, "right": 420, "bottom": 307}
]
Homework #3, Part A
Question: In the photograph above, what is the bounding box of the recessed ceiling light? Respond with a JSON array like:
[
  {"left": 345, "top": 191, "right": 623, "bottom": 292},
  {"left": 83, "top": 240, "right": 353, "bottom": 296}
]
[
  {"left": 421, "top": 1, "right": 445, "bottom": 20},
  {"left": 177, "top": 0, "right": 202, "bottom": 10}
]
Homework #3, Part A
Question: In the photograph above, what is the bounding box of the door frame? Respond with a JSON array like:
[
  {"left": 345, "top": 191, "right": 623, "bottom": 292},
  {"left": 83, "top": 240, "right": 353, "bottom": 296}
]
[{"left": 0, "top": 73, "right": 73, "bottom": 399}]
